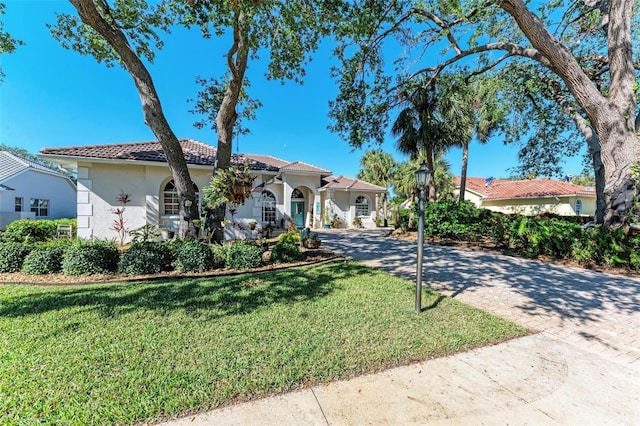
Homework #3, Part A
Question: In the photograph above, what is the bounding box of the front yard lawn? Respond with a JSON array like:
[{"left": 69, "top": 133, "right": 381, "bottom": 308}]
[{"left": 0, "top": 260, "right": 527, "bottom": 424}]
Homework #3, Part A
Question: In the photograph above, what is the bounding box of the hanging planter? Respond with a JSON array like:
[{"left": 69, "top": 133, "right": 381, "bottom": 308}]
[{"left": 203, "top": 162, "right": 257, "bottom": 208}]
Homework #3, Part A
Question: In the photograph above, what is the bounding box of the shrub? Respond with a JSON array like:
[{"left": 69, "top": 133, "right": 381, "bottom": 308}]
[
  {"left": 118, "top": 241, "right": 172, "bottom": 275},
  {"left": 62, "top": 240, "right": 120, "bottom": 275},
  {"left": 392, "top": 207, "right": 412, "bottom": 232},
  {"left": 226, "top": 242, "right": 262, "bottom": 270},
  {"left": 129, "top": 224, "right": 161, "bottom": 243},
  {"left": 271, "top": 241, "right": 302, "bottom": 263},
  {"left": 2, "top": 219, "right": 57, "bottom": 243},
  {"left": 212, "top": 242, "right": 231, "bottom": 268},
  {"left": 0, "top": 243, "right": 33, "bottom": 272},
  {"left": 174, "top": 240, "right": 213, "bottom": 273},
  {"left": 22, "top": 246, "right": 65, "bottom": 275},
  {"left": 278, "top": 230, "right": 302, "bottom": 245},
  {"left": 423, "top": 200, "right": 483, "bottom": 240}
]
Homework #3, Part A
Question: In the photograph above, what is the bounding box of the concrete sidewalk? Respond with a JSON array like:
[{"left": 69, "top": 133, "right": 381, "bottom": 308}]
[{"left": 160, "top": 229, "right": 640, "bottom": 425}]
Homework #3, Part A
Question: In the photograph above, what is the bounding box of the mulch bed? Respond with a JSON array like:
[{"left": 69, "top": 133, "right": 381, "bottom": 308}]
[{"left": 0, "top": 248, "right": 339, "bottom": 287}]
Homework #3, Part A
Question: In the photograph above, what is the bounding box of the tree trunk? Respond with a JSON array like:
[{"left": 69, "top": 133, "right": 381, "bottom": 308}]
[
  {"left": 459, "top": 141, "right": 468, "bottom": 203},
  {"left": 501, "top": 0, "right": 638, "bottom": 227},
  {"left": 69, "top": 0, "right": 198, "bottom": 239},
  {"left": 209, "top": 11, "right": 251, "bottom": 242}
]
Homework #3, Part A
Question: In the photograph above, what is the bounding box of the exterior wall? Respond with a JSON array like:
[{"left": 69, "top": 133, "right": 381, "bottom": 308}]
[
  {"left": 0, "top": 189, "right": 35, "bottom": 230},
  {"left": 480, "top": 196, "right": 596, "bottom": 217},
  {"left": 0, "top": 170, "right": 76, "bottom": 230},
  {"left": 79, "top": 162, "right": 214, "bottom": 241}
]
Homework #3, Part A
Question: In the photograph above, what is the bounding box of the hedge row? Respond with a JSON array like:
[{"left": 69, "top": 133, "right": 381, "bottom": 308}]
[
  {"left": 394, "top": 200, "right": 640, "bottom": 271},
  {"left": 0, "top": 236, "right": 305, "bottom": 276}
]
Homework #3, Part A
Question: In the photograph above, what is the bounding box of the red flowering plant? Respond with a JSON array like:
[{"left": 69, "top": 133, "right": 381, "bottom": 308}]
[{"left": 111, "top": 191, "right": 131, "bottom": 246}]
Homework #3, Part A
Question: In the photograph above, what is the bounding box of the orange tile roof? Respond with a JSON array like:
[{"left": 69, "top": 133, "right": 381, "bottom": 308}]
[
  {"left": 40, "top": 139, "right": 314, "bottom": 173},
  {"left": 321, "top": 175, "right": 386, "bottom": 192},
  {"left": 456, "top": 176, "right": 596, "bottom": 200}
]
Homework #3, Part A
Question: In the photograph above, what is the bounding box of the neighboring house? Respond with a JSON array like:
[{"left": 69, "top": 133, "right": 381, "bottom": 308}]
[
  {"left": 0, "top": 151, "right": 77, "bottom": 230},
  {"left": 40, "top": 139, "right": 386, "bottom": 241},
  {"left": 455, "top": 176, "right": 596, "bottom": 217}
]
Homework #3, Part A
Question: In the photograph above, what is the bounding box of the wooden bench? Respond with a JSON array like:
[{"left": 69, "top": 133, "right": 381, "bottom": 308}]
[{"left": 56, "top": 224, "right": 73, "bottom": 239}]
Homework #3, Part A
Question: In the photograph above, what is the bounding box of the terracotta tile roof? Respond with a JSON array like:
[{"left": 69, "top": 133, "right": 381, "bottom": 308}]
[
  {"left": 321, "top": 175, "right": 386, "bottom": 192},
  {"left": 280, "top": 161, "right": 331, "bottom": 174},
  {"left": 0, "top": 151, "right": 66, "bottom": 182},
  {"left": 39, "top": 139, "right": 313, "bottom": 173},
  {"left": 456, "top": 176, "right": 596, "bottom": 200}
]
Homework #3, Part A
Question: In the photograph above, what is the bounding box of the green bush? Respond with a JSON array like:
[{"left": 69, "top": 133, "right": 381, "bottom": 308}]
[
  {"left": 271, "top": 241, "right": 302, "bottom": 263},
  {"left": 392, "top": 207, "right": 412, "bottom": 232},
  {"left": 62, "top": 240, "right": 120, "bottom": 275},
  {"left": 423, "top": 200, "right": 483, "bottom": 240},
  {"left": 118, "top": 241, "right": 172, "bottom": 275},
  {"left": 174, "top": 240, "right": 213, "bottom": 273},
  {"left": 22, "top": 246, "right": 65, "bottom": 275},
  {"left": 1, "top": 219, "right": 77, "bottom": 244},
  {"left": 278, "top": 230, "right": 302, "bottom": 245},
  {"left": 0, "top": 243, "right": 33, "bottom": 272},
  {"left": 2, "top": 220, "right": 56, "bottom": 243},
  {"left": 226, "top": 242, "right": 262, "bottom": 270},
  {"left": 212, "top": 242, "right": 231, "bottom": 268}
]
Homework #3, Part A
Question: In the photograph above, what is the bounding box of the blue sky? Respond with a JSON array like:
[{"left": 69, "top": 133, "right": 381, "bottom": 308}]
[{"left": 1, "top": 1, "right": 583, "bottom": 181}]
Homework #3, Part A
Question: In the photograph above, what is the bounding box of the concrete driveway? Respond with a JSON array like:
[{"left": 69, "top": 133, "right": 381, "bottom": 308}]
[{"left": 161, "top": 229, "right": 640, "bottom": 425}]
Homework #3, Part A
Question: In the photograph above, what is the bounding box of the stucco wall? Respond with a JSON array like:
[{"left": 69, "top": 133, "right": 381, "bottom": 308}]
[
  {"left": 0, "top": 170, "right": 76, "bottom": 230},
  {"left": 80, "top": 162, "right": 214, "bottom": 241},
  {"left": 480, "top": 196, "right": 596, "bottom": 216}
]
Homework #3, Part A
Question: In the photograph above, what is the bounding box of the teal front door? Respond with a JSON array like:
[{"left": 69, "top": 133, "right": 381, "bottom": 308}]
[{"left": 291, "top": 201, "right": 305, "bottom": 228}]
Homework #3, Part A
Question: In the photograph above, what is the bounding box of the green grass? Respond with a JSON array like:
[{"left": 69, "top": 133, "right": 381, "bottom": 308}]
[{"left": 0, "top": 260, "right": 527, "bottom": 424}]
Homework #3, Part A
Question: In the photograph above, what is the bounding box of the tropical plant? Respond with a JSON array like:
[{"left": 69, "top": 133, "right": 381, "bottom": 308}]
[
  {"left": 111, "top": 191, "right": 131, "bottom": 246},
  {"left": 203, "top": 162, "right": 256, "bottom": 207}
]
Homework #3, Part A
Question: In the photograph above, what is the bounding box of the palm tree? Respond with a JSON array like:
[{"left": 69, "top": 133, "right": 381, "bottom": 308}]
[
  {"left": 390, "top": 154, "right": 454, "bottom": 202},
  {"left": 357, "top": 149, "right": 396, "bottom": 223},
  {"left": 438, "top": 75, "right": 504, "bottom": 202},
  {"left": 391, "top": 77, "right": 464, "bottom": 202}
]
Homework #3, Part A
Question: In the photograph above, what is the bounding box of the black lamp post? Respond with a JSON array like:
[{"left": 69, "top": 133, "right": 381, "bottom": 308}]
[{"left": 415, "top": 161, "right": 431, "bottom": 312}]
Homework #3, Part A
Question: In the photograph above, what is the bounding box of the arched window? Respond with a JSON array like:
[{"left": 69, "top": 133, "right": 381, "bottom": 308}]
[
  {"left": 575, "top": 199, "right": 583, "bottom": 216},
  {"left": 262, "top": 190, "right": 276, "bottom": 223},
  {"left": 355, "top": 196, "right": 370, "bottom": 217},
  {"left": 291, "top": 188, "right": 304, "bottom": 199},
  {"left": 163, "top": 180, "right": 199, "bottom": 215}
]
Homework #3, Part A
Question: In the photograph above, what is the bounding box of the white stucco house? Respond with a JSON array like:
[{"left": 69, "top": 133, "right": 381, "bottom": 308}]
[
  {"left": 0, "top": 151, "right": 77, "bottom": 230},
  {"left": 40, "top": 139, "right": 386, "bottom": 241},
  {"left": 455, "top": 176, "right": 597, "bottom": 217}
]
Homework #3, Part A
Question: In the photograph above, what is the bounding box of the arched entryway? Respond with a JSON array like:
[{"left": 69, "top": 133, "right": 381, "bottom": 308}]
[{"left": 291, "top": 187, "right": 305, "bottom": 228}]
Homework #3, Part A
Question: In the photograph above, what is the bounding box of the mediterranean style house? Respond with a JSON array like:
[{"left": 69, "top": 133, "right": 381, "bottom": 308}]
[
  {"left": 0, "top": 151, "right": 76, "bottom": 230},
  {"left": 455, "top": 176, "right": 597, "bottom": 216},
  {"left": 40, "top": 139, "right": 386, "bottom": 241}
]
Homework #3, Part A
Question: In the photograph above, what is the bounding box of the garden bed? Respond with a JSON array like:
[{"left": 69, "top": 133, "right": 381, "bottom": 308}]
[{"left": 0, "top": 248, "right": 337, "bottom": 286}]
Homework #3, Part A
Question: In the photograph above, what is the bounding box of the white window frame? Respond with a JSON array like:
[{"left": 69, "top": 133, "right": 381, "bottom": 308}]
[
  {"left": 355, "top": 195, "right": 370, "bottom": 217},
  {"left": 575, "top": 199, "right": 583, "bottom": 216},
  {"left": 162, "top": 180, "right": 199, "bottom": 216},
  {"left": 30, "top": 198, "right": 49, "bottom": 217},
  {"left": 15, "top": 197, "right": 23, "bottom": 212},
  {"left": 262, "top": 190, "right": 276, "bottom": 224}
]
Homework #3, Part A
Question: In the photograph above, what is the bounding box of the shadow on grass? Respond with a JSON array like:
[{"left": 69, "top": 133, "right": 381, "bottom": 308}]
[{"left": 0, "top": 260, "right": 373, "bottom": 320}]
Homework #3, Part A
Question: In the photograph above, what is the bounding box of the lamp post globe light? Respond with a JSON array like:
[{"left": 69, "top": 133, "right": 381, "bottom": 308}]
[{"left": 415, "top": 161, "right": 431, "bottom": 312}]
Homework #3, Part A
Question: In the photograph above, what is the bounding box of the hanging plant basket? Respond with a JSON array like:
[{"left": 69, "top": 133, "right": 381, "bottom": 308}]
[{"left": 203, "top": 162, "right": 257, "bottom": 207}]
